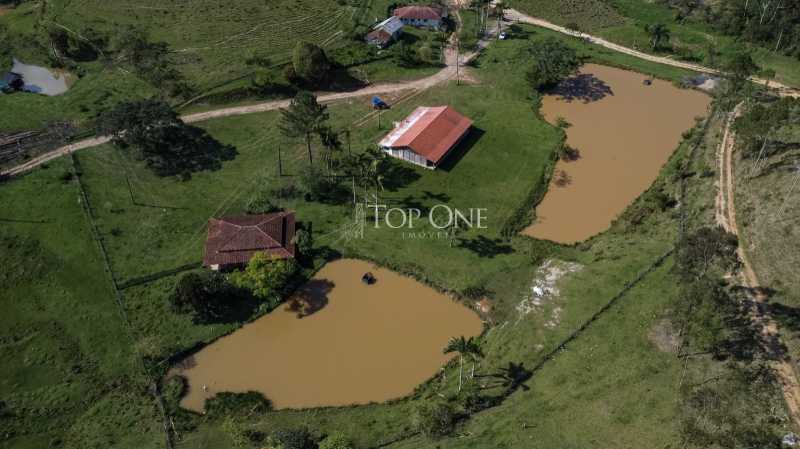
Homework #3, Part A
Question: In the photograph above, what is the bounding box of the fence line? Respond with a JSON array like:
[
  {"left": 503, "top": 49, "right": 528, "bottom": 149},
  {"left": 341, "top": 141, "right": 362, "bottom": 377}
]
[
  {"left": 71, "top": 153, "right": 175, "bottom": 449},
  {"left": 118, "top": 262, "right": 202, "bottom": 290},
  {"left": 527, "top": 249, "right": 674, "bottom": 376}
]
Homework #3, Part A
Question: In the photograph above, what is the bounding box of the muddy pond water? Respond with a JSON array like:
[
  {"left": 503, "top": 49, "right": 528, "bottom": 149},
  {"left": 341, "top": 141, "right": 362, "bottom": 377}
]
[
  {"left": 170, "top": 259, "right": 483, "bottom": 411},
  {"left": 523, "top": 64, "right": 711, "bottom": 243}
]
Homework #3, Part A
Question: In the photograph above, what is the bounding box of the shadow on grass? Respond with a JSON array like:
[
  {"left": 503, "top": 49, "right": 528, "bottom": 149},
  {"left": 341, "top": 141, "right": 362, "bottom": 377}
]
[
  {"left": 438, "top": 127, "right": 485, "bottom": 172},
  {"left": 457, "top": 235, "right": 514, "bottom": 258}
]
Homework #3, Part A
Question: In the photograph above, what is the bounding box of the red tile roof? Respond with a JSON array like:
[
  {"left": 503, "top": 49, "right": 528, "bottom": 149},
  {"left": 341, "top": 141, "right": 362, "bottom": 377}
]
[
  {"left": 380, "top": 106, "right": 472, "bottom": 164},
  {"left": 393, "top": 5, "right": 444, "bottom": 21},
  {"left": 203, "top": 212, "right": 295, "bottom": 267}
]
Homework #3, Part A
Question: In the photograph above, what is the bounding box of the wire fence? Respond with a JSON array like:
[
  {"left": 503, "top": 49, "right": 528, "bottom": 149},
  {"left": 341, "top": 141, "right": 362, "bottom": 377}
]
[{"left": 71, "top": 152, "right": 175, "bottom": 449}]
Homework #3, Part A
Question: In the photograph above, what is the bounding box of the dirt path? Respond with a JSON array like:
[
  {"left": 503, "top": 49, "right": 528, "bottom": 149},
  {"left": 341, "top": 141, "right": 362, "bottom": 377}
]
[
  {"left": 5, "top": 7, "right": 798, "bottom": 178},
  {"left": 1, "top": 11, "right": 501, "bottom": 178},
  {"left": 715, "top": 102, "right": 800, "bottom": 428},
  {"left": 506, "top": 9, "right": 800, "bottom": 98}
]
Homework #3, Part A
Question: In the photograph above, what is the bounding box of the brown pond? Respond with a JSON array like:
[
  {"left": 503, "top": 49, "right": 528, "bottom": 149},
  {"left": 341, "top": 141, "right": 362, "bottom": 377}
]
[
  {"left": 523, "top": 64, "right": 711, "bottom": 243},
  {"left": 170, "top": 259, "right": 483, "bottom": 411}
]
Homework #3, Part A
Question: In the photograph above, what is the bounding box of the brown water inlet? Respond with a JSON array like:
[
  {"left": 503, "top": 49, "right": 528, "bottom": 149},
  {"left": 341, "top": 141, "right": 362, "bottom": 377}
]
[
  {"left": 170, "top": 259, "right": 483, "bottom": 411},
  {"left": 523, "top": 64, "right": 711, "bottom": 243}
]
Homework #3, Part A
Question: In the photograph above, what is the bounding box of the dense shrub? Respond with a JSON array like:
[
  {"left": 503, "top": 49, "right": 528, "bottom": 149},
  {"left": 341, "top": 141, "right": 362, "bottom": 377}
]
[
  {"left": 204, "top": 391, "right": 272, "bottom": 417},
  {"left": 411, "top": 400, "right": 457, "bottom": 438}
]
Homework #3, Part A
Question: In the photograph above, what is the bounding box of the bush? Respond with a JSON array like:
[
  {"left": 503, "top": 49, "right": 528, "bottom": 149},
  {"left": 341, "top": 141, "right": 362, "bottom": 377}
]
[
  {"left": 318, "top": 432, "right": 352, "bottom": 449},
  {"left": 205, "top": 391, "right": 272, "bottom": 417},
  {"left": 412, "top": 400, "right": 457, "bottom": 438},
  {"left": 272, "top": 427, "right": 315, "bottom": 449},
  {"left": 228, "top": 253, "right": 298, "bottom": 306}
]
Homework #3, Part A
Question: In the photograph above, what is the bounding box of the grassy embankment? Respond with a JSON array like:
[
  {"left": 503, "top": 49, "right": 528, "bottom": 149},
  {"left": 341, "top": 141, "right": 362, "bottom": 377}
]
[
  {"left": 1, "top": 24, "right": 720, "bottom": 449},
  {"left": 509, "top": 0, "right": 800, "bottom": 88},
  {"left": 732, "top": 99, "right": 800, "bottom": 362}
]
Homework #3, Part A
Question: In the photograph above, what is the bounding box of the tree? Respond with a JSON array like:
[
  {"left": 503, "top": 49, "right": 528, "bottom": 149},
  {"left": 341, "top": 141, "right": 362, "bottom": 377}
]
[
  {"left": 170, "top": 271, "right": 239, "bottom": 323},
  {"left": 279, "top": 91, "right": 329, "bottom": 164},
  {"left": 292, "top": 228, "right": 313, "bottom": 258},
  {"left": 723, "top": 51, "right": 760, "bottom": 90},
  {"left": 676, "top": 226, "right": 739, "bottom": 280},
  {"left": 524, "top": 38, "right": 581, "bottom": 91},
  {"left": 318, "top": 432, "right": 353, "bottom": 449},
  {"left": 298, "top": 164, "right": 340, "bottom": 202},
  {"left": 443, "top": 336, "right": 482, "bottom": 392},
  {"left": 96, "top": 100, "right": 235, "bottom": 176},
  {"left": 317, "top": 126, "right": 342, "bottom": 170},
  {"left": 644, "top": 23, "right": 671, "bottom": 50},
  {"left": 228, "top": 253, "right": 298, "bottom": 306},
  {"left": 362, "top": 147, "right": 389, "bottom": 201},
  {"left": 292, "top": 41, "right": 331, "bottom": 87}
]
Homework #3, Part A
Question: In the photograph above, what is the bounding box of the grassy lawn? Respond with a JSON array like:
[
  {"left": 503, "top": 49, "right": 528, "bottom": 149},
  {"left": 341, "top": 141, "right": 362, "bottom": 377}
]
[
  {"left": 1, "top": 23, "right": 725, "bottom": 449},
  {"left": 0, "top": 160, "right": 162, "bottom": 449}
]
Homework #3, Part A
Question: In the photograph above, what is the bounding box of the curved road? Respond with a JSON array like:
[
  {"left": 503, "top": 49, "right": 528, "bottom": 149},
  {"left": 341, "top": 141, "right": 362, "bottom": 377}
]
[
  {"left": 715, "top": 102, "right": 800, "bottom": 428},
  {"left": 3, "top": 9, "right": 798, "bottom": 177}
]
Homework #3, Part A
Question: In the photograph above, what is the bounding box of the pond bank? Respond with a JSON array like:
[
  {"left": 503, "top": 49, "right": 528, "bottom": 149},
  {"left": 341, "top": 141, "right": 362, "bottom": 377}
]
[
  {"left": 523, "top": 63, "right": 711, "bottom": 243},
  {"left": 170, "top": 259, "right": 483, "bottom": 411}
]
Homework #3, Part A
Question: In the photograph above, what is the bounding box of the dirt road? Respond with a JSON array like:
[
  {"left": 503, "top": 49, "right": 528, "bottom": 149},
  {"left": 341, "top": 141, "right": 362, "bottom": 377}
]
[
  {"left": 715, "top": 102, "right": 800, "bottom": 428},
  {"left": 506, "top": 9, "right": 800, "bottom": 98},
  {"left": 4, "top": 8, "right": 798, "bottom": 178}
]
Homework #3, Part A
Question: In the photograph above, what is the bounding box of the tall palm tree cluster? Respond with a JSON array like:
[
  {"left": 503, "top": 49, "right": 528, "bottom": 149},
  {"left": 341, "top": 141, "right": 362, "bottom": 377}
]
[{"left": 278, "top": 90, "right": 391, "bottom": 203}]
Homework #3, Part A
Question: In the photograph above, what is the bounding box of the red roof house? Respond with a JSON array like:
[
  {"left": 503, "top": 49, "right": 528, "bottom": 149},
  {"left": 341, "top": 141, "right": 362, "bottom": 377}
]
[
  {"left": 378, "top": 106, "right": 473, "bottom": 169},
  {"left": 393, "top": 5, "right": 446, "bottom": 28},
  {"left": 203, "top": 212, "right": 295, "bottom": 270}
]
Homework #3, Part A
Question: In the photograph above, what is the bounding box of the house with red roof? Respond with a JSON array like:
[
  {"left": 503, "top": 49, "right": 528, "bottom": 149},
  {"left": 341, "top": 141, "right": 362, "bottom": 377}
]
[
  {"left": 203, "top": 211, "right": 295, "bottom": 271},
  {"left": 378, "top": 106, "right": 473, "bottom": 169},
  {"left": 392, "top": 5, "right": 447, "bottom": 29}
]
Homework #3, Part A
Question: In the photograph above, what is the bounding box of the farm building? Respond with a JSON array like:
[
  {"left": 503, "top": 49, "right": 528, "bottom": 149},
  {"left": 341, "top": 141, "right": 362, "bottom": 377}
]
[
  {"left": 203, "top": 211, "right": 296, "bottom": 271},
  {"left": 378, "top": 106, "right": 473, "bottom": 169},
  {"left": 366, "top": 16, "right": 404, "bottom": 48},
  {"left": 0, "top": 72, "right": 23, "bottom": 93},
  {"left": 392, "top": 5, "right": 447, "bottom": 29}
]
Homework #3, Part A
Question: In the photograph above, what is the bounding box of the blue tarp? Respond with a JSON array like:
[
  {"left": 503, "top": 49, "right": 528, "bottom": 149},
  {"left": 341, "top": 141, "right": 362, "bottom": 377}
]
[{"left": 372, "top": 96, "right": 387, "bottom": 106}]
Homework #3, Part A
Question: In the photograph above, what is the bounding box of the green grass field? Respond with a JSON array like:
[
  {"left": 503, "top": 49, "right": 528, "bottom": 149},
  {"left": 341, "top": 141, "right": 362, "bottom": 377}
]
[{"left": 3, "top": 18, "right": 779, "bottom": 449}]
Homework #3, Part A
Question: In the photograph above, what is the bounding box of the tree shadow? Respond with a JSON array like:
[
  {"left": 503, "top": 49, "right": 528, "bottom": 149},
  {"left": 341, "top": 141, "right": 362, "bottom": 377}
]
[
  {"left": 147, "top": 124, "right": 238, "bottom": 178},
  {"left": 286, "top": 279, "right": 335, "bottom": 318},
  {"left": 382, "top": 157, "right": 422, "bottom": 191},
  {"left": 457, "top": 235, "right": 514, "bottom": 258},
  {"left": 546, "top": 73, "right": 613, "bottom": 103},
  {"left": 475, "top": 362, "right": 532, "bottom": 395},
  {"left": 437, "top": 127, "right": 484, "bottom": 172},
  {"left": 421, "top": 190, "right": 450, "bottom": 203}
]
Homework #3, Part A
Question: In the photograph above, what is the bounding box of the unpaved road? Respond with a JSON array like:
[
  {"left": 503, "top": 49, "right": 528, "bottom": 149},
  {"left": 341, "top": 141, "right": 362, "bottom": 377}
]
[
  {"left": 506, "top": 9, "right": 800, "bottom": 98},
  {"left": 4, "top": 8, "right": 799, "bottom": 178},
  {"left": 715, "top": 102, "right": 800, "bottom": 428},
  {"left": 1, "top": 16, "right": 496, "bottom": 178}
]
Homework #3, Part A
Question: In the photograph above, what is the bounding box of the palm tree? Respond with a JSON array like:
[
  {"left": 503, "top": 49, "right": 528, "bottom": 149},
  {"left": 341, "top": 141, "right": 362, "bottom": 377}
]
[
  {"left": 318, "top": 126, "right": 342, "bottom": 172},
  {"left": 443, "top": 336, "right": 483, "bottom": 392},
  {"left": 644, "top": 23, "right": 670, "bottom": 50},
  {"left": 363, "top": 147, "right": 387, "bottom": 201}
]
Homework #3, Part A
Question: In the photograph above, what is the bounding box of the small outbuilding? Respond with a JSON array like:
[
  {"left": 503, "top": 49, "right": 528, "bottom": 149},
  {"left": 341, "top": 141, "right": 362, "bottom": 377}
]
[
  {"left": 0, "top": 72, "right": 23, "bottom": 93},
  {"left": 378, "top": 106, "right": 473, "bottom": 169},
  {"left": 366, "top": 16, "right": 404, "bottom": 48},
  {"left": 203, "top": 211, "right": 296, "bottom": 271},
  {"left": 393, "top": 5, "right": 447, "bottom": 29}
]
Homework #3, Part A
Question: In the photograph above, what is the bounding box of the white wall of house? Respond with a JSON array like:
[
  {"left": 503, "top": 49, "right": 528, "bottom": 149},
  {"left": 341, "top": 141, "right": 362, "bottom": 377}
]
[
  {"left": 399, "top": 18, "right": 441, "bottom": 29},
  {"left": 382, "top": 147, "right": 434, "bottom": 169}
]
